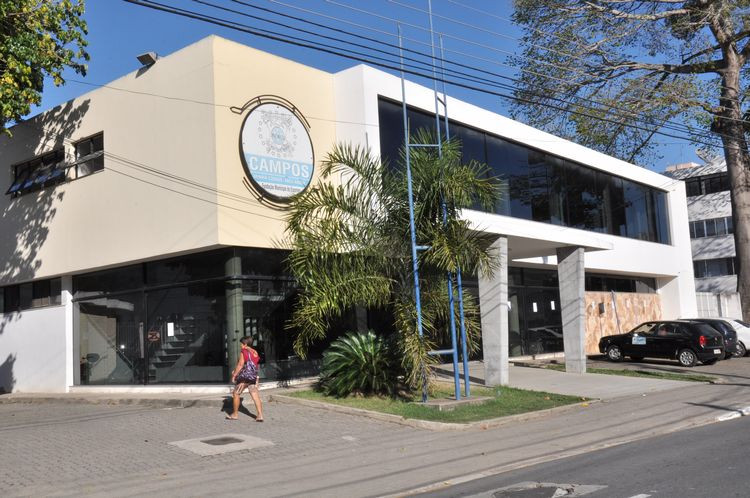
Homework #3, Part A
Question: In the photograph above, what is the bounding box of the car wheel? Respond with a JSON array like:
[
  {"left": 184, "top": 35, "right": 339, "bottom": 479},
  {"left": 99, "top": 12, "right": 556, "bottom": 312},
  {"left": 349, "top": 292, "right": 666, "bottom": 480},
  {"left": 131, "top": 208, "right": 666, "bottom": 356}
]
[
  {"left": 702, "top": 358, "right": 718, "bottom": 365},
  {"left": 630, "top": 356, "right": 644, "bottom": 362},
  {"left": 606, "top": 344, "right": 623, "bottom": 362},
  {"left": 735, "top": 342, "right": 747, "bottom": 357},
  {"left": 678, "top": 348, "right": 697, "bottom": 367}
]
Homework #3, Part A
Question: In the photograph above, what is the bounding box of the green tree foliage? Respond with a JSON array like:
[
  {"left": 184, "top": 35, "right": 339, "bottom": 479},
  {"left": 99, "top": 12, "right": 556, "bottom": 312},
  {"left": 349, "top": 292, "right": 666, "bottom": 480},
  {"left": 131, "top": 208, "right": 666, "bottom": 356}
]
[
  {"left": 319, "top": 331, "right": 398, "bottom": 397},
  {"left": 510, "top": 1, "right": 750, "bottom": 319},
  {"left": 286, "top": 132, "right": 499, "bottom": 391},
  {"left": 0, "top": 0, "right": 88, "bottom": 133}
]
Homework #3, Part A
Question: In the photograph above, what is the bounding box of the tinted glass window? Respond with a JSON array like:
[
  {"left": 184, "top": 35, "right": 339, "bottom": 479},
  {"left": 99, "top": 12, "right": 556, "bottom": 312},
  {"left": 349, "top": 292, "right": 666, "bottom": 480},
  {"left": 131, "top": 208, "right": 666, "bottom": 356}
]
[
  {"left": 686, "top": 178, "right": 702, "bottom": 196},
  {"left": 74, "top": 265, "right": 144, "bottom": 297},
  {"left": 3, "top": 286, "right": 19, "bottom": 313},
  {"left": 378, "top": 98, "right": 669, "bottom": 243}
]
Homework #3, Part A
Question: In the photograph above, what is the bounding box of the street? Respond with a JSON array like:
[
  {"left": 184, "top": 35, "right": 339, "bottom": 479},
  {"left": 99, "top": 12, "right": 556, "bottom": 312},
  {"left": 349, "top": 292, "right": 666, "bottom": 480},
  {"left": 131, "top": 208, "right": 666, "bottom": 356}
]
[
  {"left": 420, "top": 412, "right": 750, "bottom": 498},
  {"left": 2, "top": 379, "right": 750, "bottom": 497}
]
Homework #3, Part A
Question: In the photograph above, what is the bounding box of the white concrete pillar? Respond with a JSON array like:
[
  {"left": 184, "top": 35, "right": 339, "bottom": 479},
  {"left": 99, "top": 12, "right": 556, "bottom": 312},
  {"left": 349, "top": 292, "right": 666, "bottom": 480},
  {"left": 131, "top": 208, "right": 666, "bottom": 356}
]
[
  {"left": 478, "top": 236, "right": 508, "bottom": 386},
  {"left": 556, "top": 246, "right": 586, "bottom": 374},
  {"left": 62, "top": 275, "right": 75, "bottom": 391}
]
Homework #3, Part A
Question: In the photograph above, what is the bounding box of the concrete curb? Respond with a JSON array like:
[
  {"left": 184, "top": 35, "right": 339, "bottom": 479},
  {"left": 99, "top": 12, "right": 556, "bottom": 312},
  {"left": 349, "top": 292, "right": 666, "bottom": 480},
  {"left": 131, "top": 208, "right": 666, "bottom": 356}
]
[
  {"left": 269, "top": 393, "right": 600, "bottom": 431},
  {"left": 0, "top": 395, "right": 229, "bottom": 409}
]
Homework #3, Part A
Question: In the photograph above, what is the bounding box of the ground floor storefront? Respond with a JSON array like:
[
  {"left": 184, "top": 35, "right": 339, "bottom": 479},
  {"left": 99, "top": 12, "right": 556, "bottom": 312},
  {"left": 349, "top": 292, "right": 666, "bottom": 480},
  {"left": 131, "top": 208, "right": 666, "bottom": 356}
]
[{"left": 0, "top": 244, "right": 672, "bottom": 392}]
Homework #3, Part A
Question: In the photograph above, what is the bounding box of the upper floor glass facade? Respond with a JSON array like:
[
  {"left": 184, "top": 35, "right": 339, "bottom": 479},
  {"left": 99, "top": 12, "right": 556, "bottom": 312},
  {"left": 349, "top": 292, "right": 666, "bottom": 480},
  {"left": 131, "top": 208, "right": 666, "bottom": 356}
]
[{"left": 378, "top": 98, "right": 670, "bottom": 244}]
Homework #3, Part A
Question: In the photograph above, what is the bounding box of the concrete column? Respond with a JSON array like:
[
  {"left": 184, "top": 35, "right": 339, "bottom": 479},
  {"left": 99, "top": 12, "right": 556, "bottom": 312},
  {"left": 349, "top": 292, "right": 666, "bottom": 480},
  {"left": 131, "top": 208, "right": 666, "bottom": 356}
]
[
  {"left": 62, "top": 275, "right": 76, "bottom": 391},
  {"left": 225, "top": 253, "right": 243, "bottom": 377},
  {"left": 478, "top": 236, "right": 508, "bottom": 386},
  {"left": 556, "top": 246, "right": 586, "bottom": 374}
]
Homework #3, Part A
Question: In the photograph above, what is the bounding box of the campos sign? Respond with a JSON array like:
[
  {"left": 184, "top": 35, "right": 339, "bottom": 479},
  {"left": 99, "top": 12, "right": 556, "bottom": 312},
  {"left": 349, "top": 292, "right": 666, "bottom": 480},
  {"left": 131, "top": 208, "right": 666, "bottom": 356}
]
[{"left": 240, "top": 102, "right": 314, "bottom": 200}]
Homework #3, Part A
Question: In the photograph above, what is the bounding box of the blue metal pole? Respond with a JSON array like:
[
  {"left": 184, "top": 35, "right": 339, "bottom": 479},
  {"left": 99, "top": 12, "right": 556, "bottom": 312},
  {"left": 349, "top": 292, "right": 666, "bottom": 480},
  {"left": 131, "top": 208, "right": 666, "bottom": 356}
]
[
  {"left": 398, "top": 25, "right": 428, "bottom": 403},
  {"left": 428, "top": 0, "right": 461, "bottom": 401},
  {"left": 456, "top": 267, "right": 470, "bottom": 398}
]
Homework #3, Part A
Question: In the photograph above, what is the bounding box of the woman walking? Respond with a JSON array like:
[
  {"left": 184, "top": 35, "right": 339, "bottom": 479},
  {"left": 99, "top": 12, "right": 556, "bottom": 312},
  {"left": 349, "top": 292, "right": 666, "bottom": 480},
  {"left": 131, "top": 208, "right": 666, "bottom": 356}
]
[{"left": 227, "top": 336, "right": 264, "bottom": 422}]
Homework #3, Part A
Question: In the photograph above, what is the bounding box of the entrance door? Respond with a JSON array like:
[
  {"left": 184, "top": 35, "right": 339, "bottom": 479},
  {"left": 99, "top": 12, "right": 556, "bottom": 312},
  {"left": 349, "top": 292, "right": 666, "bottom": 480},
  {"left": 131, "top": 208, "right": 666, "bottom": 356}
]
[
  {"left": 145, "top": 284, "right": 226, "bottom": 384},
  {"left": 79, "top": 292, "right": 146, "bottom": 384}
]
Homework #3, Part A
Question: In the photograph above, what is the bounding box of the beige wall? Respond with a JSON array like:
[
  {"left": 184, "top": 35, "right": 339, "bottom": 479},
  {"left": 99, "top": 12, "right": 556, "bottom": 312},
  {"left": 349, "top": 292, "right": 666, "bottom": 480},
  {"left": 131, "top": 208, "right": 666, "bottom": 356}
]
[
  {"left": 0, "top": 37, "right": 221, "bottom": 284},
  {"left": 585, "top": 291, "right": 662, "bottom": 354},
  {"left": 211, "top": 37, "right": 337, "bottom": 249},
  {"left": 0, "top": 36, "right": 340, "bottom": 285}
]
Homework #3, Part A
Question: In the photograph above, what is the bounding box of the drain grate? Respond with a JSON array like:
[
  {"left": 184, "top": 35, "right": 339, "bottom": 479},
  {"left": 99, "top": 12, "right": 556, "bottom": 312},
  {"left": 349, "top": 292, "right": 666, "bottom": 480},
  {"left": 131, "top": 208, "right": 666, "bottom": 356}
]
[
  {"left": 201, "top": 436, "right": 244, "bottom": 446},
  {"left": 170, "top": 433, "right": 274, "bottom": 456}
]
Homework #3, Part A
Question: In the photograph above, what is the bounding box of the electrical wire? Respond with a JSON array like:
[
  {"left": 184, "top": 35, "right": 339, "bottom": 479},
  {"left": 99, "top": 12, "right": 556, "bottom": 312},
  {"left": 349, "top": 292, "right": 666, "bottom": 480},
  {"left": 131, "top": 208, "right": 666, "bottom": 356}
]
[{"left": 123, "top": 0, "right": 741, "bottom": 151}]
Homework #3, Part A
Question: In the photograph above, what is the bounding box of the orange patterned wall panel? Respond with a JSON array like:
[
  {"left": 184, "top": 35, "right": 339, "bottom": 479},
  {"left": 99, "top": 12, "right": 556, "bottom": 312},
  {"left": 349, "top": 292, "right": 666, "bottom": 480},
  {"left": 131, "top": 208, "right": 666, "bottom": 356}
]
[{"left": 585, "top": 292, "right": 662, "bottom": 355}]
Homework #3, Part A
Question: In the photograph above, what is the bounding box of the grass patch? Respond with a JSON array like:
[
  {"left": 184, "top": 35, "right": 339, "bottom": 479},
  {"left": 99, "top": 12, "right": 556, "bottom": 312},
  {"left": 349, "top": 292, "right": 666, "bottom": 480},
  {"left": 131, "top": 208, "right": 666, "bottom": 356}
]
[
  {"left": 544, "top": 363, "right": 716, "bottom": 383},
  {"left": 286, "top": 384, "right": 584, "bottom": 423}
]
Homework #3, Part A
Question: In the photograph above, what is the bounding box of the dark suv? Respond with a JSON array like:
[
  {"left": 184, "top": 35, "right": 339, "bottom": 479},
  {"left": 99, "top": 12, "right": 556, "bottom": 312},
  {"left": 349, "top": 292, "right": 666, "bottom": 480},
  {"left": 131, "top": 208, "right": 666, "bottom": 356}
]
[
  {"left": 685, "top": 318, "right": 738, "bottom": 359},
  {"left": 599, "top": 320, "right": 725, "bottom": 367}
]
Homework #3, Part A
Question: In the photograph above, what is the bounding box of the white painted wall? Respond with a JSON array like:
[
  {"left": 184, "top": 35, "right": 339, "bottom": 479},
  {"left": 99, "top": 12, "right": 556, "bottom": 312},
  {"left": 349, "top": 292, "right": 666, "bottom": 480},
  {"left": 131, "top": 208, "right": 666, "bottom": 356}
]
[
  {"left": 335, "top": 64, "right": 698, "bottom": 319},
  {"left": 0, "top": 306, "right": 67, "bottom": 392}
]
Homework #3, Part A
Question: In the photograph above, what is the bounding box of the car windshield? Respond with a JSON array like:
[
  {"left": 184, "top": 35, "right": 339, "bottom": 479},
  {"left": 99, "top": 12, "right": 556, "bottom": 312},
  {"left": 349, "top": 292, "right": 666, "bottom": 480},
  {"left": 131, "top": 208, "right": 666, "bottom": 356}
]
[{"left": 736, "top": 319, "right": 750, "bottom": 328}]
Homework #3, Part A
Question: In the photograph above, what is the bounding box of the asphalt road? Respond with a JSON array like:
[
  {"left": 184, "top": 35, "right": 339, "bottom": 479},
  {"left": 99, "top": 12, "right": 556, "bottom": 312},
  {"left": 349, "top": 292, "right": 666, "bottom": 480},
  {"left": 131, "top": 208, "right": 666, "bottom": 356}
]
[{"left": 421, "top": 412, "right": 750, "bottom": 498}]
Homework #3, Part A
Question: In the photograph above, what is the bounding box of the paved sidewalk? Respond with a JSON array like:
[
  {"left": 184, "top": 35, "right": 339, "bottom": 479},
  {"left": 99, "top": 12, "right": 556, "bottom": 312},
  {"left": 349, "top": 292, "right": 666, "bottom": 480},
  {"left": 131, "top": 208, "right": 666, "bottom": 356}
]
[
  {"left": 436, "top": 362, "right": 697, "bottom": 399},
  {"left": 3, "top": 381, "right": 750, "bottom": 497}
]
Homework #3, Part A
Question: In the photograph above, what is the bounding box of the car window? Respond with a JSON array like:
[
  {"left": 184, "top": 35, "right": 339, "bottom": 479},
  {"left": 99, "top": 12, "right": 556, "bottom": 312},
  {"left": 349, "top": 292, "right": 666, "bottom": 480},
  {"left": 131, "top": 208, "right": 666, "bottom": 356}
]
[
  {"left": 631, "top": 323, "right": 655, "bottom": 336},
  {"left": 653, "top": 323, "right": 679, "bottom": 337},
  {"left": 691, "top": 323, "right": 722, "bottom": 337}
]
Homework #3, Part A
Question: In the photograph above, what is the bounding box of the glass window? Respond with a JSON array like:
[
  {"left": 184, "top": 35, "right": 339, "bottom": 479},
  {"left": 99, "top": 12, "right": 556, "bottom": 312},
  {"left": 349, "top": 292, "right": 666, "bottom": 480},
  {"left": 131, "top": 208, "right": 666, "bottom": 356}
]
[
  {"left": 74, "top": 264, "right": 144, "bottom": 298},
  {"left": 686, "top": 178, "right": 702, "bottom": 196},
  {"left": 75, "top": 133, "right": 104, "bottom": 178},
  {"left": 32, "top": 280, "right": 51, "bottom": 308},
  {"left": 146, "top": 248, "right": 232, "bottom": 286},
  {"left": 727, "top": 216, "right": 734, "bottom": 234},
  {"left": 377, "top": 97, "right": 670, "bottom": 244},
  {"left": 694, "top": 220, "right": 706, "bottom": 238},
  {"left": 705, "top": 218, "right": 717, "bottom": 237},
  {"left": 6, "top": 149, "right": 65, "bottom": 196},
  {"left": 3, "top": 286, "right": 20, "bottom": 313},
  {"left": 50, "top": 278, "right": 62, "bottom": 305},
  {"left": 19, "top": 283, "right": 32, "bottom": 310}
]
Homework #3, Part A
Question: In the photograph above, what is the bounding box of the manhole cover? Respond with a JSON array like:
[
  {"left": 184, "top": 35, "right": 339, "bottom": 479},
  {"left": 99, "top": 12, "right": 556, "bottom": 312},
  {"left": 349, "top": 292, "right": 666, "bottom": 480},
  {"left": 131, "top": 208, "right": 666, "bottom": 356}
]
[
  {"left": 201, "top": 437, "right": 244, "bottom": 446},
  {"left": 169, "top": 433, "right": 274, "bottom": 456},
  {"left": 494, "top": 487, "right": 563, "bottom": 498}
]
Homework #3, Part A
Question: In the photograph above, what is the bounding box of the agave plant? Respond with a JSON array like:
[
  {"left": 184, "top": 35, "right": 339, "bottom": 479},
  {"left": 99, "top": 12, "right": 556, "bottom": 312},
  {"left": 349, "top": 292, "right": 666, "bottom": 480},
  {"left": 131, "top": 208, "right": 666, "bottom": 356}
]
[
  {"left": 286, "top": 130, "right": 499, "bottom": 392},
  {"left": 319, "top": 331, "right": 398, "bottom": 397}
]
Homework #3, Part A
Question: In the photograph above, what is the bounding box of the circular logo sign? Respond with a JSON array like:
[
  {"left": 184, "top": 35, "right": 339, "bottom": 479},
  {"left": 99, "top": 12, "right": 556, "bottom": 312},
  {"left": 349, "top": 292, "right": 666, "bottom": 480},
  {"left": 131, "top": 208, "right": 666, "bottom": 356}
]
[{"left": 240, "top": 102, "right": 314, "bottom": 200}]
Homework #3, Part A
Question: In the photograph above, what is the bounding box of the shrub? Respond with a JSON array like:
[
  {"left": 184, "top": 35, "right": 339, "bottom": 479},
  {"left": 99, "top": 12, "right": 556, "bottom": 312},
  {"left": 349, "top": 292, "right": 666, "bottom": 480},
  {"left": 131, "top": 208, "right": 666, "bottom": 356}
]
[{"left": 319, "top": 331, "right": 399, "bottom": 397}]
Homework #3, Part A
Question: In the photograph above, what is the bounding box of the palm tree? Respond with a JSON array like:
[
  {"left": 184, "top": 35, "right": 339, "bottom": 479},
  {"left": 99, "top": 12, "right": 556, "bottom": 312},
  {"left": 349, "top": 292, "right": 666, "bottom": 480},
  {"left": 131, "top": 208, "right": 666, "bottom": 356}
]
[{"left": 286, "top": 131, "right": 499, "bottom": 390}]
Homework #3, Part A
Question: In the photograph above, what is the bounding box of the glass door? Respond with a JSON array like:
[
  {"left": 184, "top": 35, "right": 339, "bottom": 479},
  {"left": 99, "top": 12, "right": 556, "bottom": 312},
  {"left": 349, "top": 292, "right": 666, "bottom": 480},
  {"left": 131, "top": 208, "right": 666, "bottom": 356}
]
[
  {"left": 145, "top": 284, "right": 226, "bottom": 383},
  {"left": 79, "top": 292, "right": 146, "bottom": 384}
]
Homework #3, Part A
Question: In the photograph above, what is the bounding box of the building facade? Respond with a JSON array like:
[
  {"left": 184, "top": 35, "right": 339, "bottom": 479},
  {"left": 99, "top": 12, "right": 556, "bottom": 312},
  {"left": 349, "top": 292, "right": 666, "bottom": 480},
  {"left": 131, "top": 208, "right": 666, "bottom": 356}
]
[
  {"left": 664, "top": 161, "right": 740, "bottom": 318},
  {"left": 0, "top": 37, "right": 697, "bottom": 392}
]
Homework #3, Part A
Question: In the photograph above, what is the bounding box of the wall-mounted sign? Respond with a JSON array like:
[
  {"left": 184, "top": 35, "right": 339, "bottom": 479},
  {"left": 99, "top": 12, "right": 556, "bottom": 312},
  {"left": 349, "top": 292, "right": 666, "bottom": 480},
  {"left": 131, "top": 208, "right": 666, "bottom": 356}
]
[{"left": 240, "top": 102, "right": 314, "bottom": 200}]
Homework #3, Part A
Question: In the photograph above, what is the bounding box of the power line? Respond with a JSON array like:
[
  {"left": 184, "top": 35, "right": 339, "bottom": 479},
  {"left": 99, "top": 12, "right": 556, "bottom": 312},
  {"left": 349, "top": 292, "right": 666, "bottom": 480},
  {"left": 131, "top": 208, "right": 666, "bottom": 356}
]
[{"left": 124, "top": 0, "right": 741, "bottom": 151}]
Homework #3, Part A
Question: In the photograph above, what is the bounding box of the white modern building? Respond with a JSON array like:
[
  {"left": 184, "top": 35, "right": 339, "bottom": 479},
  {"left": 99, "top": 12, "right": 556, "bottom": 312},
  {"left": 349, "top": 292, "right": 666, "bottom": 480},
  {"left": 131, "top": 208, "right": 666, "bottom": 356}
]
[
  {"left": 664, "top": 160, "right": 740, "bottom": 318},
  {"left": 0, "top": 36, "right": 697, "bottom": 393}
]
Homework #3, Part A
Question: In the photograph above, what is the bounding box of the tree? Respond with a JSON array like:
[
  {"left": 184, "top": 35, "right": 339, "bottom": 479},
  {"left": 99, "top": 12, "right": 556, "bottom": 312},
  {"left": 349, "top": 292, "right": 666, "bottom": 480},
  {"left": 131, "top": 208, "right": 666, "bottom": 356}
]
[
  {"left": 285, "top": 133, "right": 499, "bottom": 390},
  {"left": 510, "top": 1, "right": 750, "bottom": 320},
  {"left": 0, "top": 0, "right": 88, "bottom": 133}
]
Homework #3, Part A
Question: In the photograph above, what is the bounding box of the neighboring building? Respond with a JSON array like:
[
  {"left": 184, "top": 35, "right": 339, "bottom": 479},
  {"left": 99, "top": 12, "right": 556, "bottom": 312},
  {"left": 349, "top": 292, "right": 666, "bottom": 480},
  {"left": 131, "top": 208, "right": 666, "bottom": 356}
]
[
  {"left": 0, "top": 36, "right": 696, "bottom": 393},
  {"left": 664, "top": 160, "right": 741, "bottom": 318}
]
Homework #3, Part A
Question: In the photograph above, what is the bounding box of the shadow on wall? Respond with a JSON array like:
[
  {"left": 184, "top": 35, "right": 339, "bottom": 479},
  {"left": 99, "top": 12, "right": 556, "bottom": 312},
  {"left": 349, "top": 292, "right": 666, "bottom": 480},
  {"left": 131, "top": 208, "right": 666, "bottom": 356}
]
[
  {"left": 0, "top": 354, "right": 16, "bottom": 393},
  {"left": 0, "top": 99, "right": 90, "bottom": 335}
]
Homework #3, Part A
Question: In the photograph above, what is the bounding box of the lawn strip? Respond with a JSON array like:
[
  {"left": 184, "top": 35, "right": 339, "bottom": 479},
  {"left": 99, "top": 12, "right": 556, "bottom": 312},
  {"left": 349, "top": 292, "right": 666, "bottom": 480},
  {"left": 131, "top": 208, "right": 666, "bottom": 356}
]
[{"left": 286, "top": 385, "right": 583, "bottom": 423}]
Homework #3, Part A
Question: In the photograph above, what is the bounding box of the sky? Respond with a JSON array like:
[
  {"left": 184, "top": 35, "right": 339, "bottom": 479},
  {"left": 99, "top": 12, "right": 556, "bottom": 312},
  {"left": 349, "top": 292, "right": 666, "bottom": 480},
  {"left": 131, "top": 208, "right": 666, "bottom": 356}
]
[{"left": 35, "top": 0, "right": 701, "bottom": 172}]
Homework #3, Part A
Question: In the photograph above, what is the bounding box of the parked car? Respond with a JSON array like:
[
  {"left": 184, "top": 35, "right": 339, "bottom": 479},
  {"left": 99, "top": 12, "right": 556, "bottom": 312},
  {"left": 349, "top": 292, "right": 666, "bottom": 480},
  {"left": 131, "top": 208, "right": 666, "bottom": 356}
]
[
  {"left": 685, "top": 318, "right": 738, "bottom": 359},
  {"left": 599, "top": 320, "right": 725, "bottom": 367},
  {"left": 705, "top": 318, "right": 750, "bottom": 357}
]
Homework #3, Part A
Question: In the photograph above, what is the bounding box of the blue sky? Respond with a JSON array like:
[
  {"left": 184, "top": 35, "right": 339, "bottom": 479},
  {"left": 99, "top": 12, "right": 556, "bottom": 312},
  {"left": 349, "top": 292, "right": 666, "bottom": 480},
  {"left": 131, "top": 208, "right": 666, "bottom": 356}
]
[{"left": 37, "top": 0, "right": 700, "bottom": 171}]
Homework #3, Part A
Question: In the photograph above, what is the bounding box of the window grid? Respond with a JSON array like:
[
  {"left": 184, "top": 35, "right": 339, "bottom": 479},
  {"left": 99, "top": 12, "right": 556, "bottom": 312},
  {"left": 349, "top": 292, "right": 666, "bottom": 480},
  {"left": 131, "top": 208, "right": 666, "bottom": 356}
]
[
  {"left": 0, "top": 278, "right": 63, "bottom": 314},
  {"left": 693, "top": 257, "right": 737, "bottom": 278},
  {"left": 689, "top": 217, "right": 734, "bottom": 239}
]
